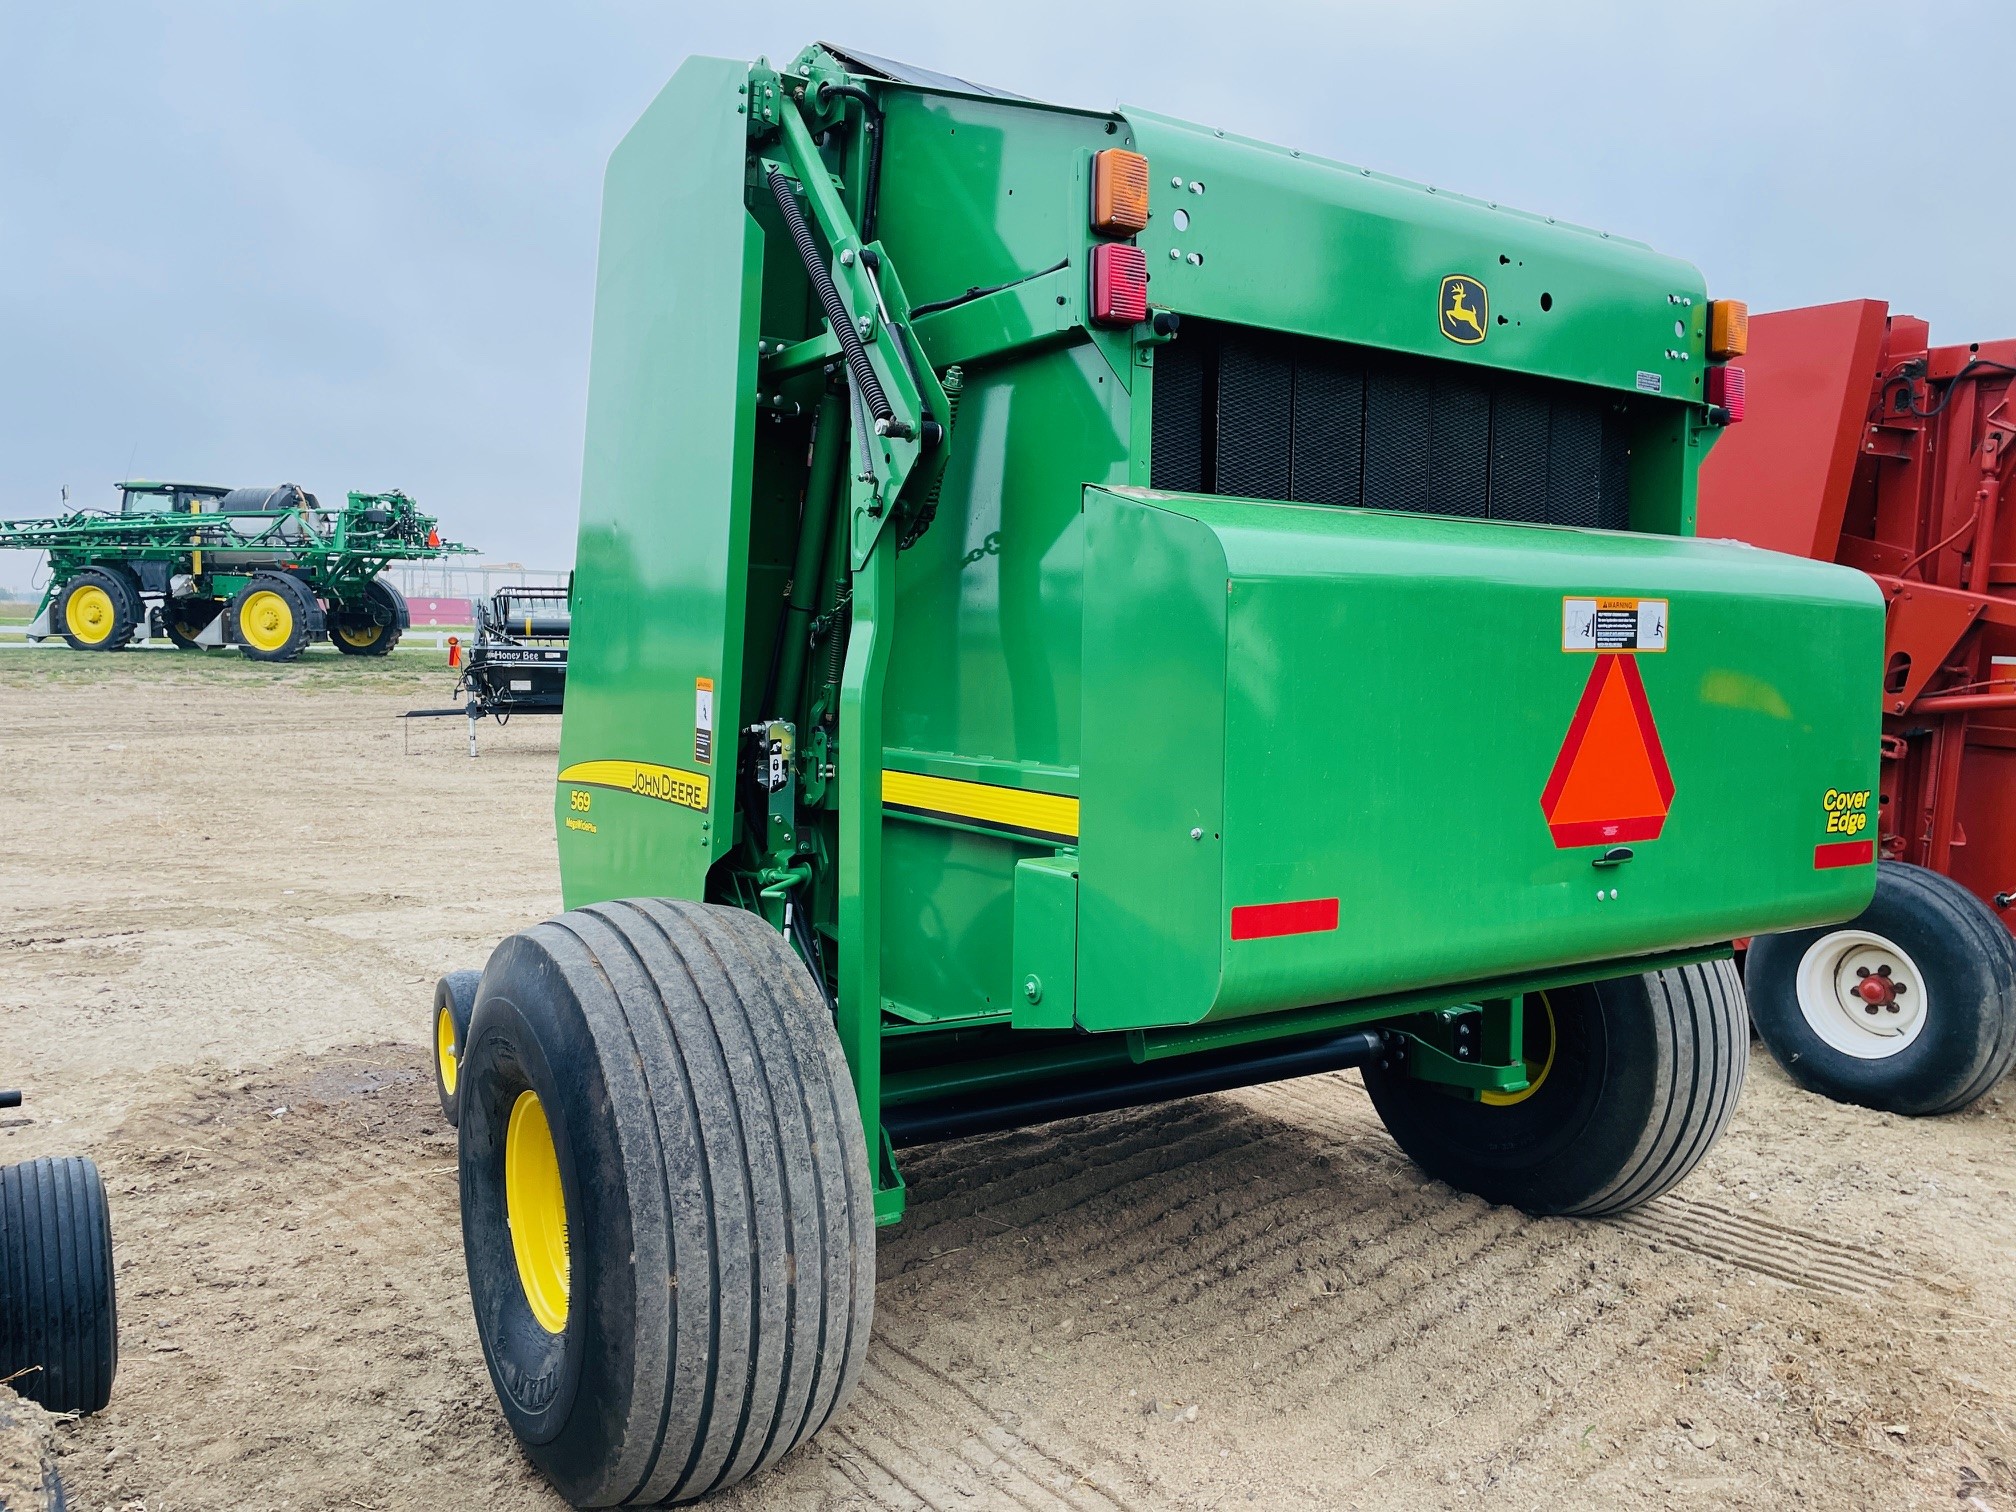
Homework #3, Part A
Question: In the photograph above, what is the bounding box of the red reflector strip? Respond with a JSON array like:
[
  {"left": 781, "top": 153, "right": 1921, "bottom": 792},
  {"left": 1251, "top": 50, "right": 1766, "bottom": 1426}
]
[
  {"left": 1814, "top": 839, "right": 1874, "bottom": 869},
  {"left": 1230, "top": 897, "right": 1339, "bottom": 941},
  {"left": 1546, "top": 815, "right": 1667, "bottom": 848}
]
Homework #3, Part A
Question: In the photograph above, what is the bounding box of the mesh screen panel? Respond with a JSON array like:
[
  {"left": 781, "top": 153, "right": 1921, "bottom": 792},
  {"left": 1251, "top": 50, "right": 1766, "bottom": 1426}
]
[
  {"left": 1546, "top": 400, "right": 1605, "bottom": 528},
  {"left": 1362, "top": 365, "right": 1433, "bottom": 513},
  {"left": 1288, "top": 353, "right": 1363, "bottom": 507},
  {"left": 1427, "top": 375, "right": 1492, "bottom": 519},
  {"left": 1149, "top": 338, "right": 1206, "bottom": 493},
  {"left": 1151, "top": 320, "right": 1637, "bottom": 530},
  {"left": 1215, "top": 335, "right": 1294, "bottom": 501}
]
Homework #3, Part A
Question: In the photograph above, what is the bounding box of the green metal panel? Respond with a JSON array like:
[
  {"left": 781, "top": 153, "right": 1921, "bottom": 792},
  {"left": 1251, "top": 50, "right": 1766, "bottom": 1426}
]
[
  {"left": 1077, "top": 493, "right": 1229, "bottom": 1032},
  {"left": 556, "top": 56, "right": 762, "bottom": 909},
  {"left": 1121, "top": 108, "right": 1711, "bottom": 403},
  {"left": 1010, "top": 853, "right": 1078, "bottom": 1031},
  {"left": 1075, "top": 487, "right": 1883, "bottom": 1031}
]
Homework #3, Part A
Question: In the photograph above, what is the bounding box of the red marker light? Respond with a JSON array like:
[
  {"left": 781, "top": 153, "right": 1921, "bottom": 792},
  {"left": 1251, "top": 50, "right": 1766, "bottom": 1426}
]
[
  {"left": 1090, "top": 242, "right": 1148, "bottom": 327},
  {"left": 1706, "top": 364, "right": 1745, "bottom": 423}
]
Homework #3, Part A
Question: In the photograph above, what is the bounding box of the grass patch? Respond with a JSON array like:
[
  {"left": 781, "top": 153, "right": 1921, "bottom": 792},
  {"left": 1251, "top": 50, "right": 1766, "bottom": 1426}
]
[{"left": 0, "top": 642, "right": 460, "bottom": 695}]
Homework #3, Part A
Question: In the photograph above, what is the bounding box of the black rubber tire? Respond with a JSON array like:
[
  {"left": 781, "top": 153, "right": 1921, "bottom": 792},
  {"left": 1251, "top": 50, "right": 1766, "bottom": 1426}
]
[
  {"left": 0, "top": 1156, "right": 119, "bottom": 1414},
  {"left": 329, "top": 578, "right": 407, "bottom": 657},
  {"left": 55, "top": 569, "right": 140, "bottom": 653},
  {"left": 432, "top": 969, "right": 480, "bottom": 1127},
  {"left": 164, "top": 597, "right": 224, "bottom": 652},
  {"left": 458, "top": 899, "right": 874, "bottom": 1507},
  {"left": 1747, "top": 863, "right": 2016, "bottom": 1116},
  {"left": 229, "top": 572, "right": 318, "bottom": 662},
  {"left": 1363, "top": 960, "right": 1747, "bottom": 1216}
]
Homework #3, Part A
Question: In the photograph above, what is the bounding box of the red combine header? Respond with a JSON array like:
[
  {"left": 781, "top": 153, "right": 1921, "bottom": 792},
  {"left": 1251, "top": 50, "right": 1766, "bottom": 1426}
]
[{"left": 1701, "top": 300, "right": 2016, "bottom": 1114}]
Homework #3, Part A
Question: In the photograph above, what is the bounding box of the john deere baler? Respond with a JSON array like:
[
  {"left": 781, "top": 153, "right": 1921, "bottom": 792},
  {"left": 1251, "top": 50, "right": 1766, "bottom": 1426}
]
[{"left": 435, "top": 46, "right": 1880, "bottom": 1506}]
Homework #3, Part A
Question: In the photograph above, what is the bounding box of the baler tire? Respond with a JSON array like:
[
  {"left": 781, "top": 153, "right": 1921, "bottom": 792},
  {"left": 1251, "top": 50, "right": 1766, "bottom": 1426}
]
[
  {"left": 55, "top": 569, "right": 140, "bottom": 653},
  {"left": 230, "top": 573, "right": 316, "bottom": 662},
  {"left": 1363, "top": 959, "right": 1747, "bottom": 1217},
  {"left": 329, "top": 579, "right": 407, "bottom": 657},
  {"left": 432, "top": 969, "right": 481, "bottom": 1127},
  {"left": 457, "top": 899, "right": 873, "bottom": 1507},
  {"left": 1745, "top": 862, "right": 2016, "bottom": 1116},
  {"left": 0, "top": 1156, "right": 119, "bottom": 1415}
]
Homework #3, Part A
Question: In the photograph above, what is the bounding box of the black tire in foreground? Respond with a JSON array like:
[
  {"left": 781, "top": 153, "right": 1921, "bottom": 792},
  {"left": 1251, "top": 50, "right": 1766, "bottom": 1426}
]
[
  {"left": 1747, "top": 862, "right": 2016, "bottom": 1116},
  {"left": 459, "top": 899, "right": 874, "bottom": 1507},
  {"left": 0, "top": 1155, "right": 118, "bottom": 1415},
  {"left": 1363, "top": 959, "right": 1747, "bottom": 1216},
  {"left": 55, "top": 569, "right": 141, "bottom": 653},
  {"left": 432, "top": 968, "right": 480, "bottom": 1126},
  {"left": 228, "top": 572, "right": 318, "bottom": 662},
  {"left": 329, "top": 578, "right": 408, "bottom": 657}
]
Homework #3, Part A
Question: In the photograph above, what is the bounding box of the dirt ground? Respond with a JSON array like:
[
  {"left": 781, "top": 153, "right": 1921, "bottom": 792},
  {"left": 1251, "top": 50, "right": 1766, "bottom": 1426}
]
[{"left": 3, "top": 649, "right": 2013, "bottom": 1512}]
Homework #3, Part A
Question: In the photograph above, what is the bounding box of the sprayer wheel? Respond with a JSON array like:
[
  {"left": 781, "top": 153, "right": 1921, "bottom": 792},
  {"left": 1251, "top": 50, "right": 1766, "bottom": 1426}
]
[
  {"left": 329, "top": 578, "right": 407, "bottom": 657},
  {"left": 230, "top": 573, "right": 316, "bottom": 662},
  {"left": 56, "top": 569, "right": 141, "bottom": 653}
]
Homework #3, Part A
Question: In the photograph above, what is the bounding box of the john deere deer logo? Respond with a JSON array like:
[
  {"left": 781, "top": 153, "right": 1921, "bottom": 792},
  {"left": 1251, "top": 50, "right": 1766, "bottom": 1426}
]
[{"left": 1440, "top": 275, "right": 1488, "bottom": 345}]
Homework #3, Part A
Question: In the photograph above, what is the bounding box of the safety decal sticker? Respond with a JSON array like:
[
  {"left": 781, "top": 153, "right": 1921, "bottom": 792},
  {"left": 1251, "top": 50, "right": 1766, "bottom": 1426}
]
[
  {"left": 882, "top": 770, "right": 1079, "bottom": 844},
  {"left": 1563, "top": 596, "right": 1667, "bottom": 653},
  {"left": 694, "top": 677, "right": 715, "bottom": 765},
  {"left": 558, "top": 760, "right": 710, "bottom": 812},
  {"left": 1540, "top": 652, "right": 1675, "bottom": 848},
  {"left": 1439, "top": 275, "right": 1488, "bottom": 345}
]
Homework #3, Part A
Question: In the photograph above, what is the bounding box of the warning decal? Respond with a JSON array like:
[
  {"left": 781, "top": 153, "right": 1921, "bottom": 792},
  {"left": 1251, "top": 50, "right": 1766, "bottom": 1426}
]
[
  {"left": 1540, "top": 653, "right": 1675, "bottom": 848},
  {"left": 1563, "top": 597, "right": 1667, "bottom": 653},
  {"left": 694, "top": 677, "right": 714, "bottom": 765}
]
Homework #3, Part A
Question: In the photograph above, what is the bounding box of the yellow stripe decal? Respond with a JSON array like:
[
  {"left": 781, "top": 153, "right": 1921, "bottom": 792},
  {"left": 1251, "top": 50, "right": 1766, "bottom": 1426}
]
[
  {"left": 881, "top": 770, "right": 1078, "bottom": 841},
  {"left": 559, "top": 760, "right": 710, "bottom": 812}
]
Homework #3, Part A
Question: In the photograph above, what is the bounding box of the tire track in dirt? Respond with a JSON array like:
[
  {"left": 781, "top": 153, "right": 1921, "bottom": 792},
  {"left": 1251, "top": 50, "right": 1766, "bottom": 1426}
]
[
  {"left": 897, "top": 1082, "right": 1399, "bottom": 1262},
  {"left": 1614, "top": 1192, "right": 1888, "bottom": 1296},
  {"left": 805, "top": 1341, "right": 1139, "bottom": 1512}
]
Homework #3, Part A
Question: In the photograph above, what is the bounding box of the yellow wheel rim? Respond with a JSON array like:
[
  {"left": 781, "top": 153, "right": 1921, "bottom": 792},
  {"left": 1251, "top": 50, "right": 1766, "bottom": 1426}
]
[
  {"left": 506, "top": 1090, "right": 570, "bottom": 1333},
  {"left": 436, "top": 1006, "right": 459, "bottom": 1097},
  {"left": 1480, "top": 992, "right": 1560, "bottom": 1107},
  {"left": 66, "top": 584, "right": 117, "bottom": 645},
  {"left": 239, "top": 589, "right": 294, "bottom": 652},
  {"left": 336, "top": 619, "right": 384, "bottom": 648}
]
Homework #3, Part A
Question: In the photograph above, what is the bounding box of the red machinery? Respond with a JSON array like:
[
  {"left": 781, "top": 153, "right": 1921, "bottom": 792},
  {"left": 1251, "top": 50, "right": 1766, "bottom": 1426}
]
[{"left": 1701, "top": 300, "right": 2016, "bottom": 1114}]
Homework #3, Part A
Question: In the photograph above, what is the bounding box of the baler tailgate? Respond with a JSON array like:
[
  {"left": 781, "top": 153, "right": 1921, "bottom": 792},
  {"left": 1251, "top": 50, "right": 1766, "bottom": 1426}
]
[{"left": 1076, "top": 487, "right": 1884, "bottom": 1032}]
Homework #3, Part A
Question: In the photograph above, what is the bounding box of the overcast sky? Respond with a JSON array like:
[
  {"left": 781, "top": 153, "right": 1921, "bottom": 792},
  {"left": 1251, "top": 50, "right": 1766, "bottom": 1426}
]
[{"left": 4, "top": 2, "right": 2011, "bottom": 588}]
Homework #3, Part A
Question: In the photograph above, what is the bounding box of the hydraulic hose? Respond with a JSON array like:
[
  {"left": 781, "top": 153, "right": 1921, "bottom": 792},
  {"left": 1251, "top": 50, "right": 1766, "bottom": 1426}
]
[
  {"left": 765, "top": 166, "right": 898, "bottom": 433},
  {"left": 770, "top": 392, "right": 847, "bottom": 722},
  {"left": 817, "top": 81, "right": 884, "bottom": 242}
]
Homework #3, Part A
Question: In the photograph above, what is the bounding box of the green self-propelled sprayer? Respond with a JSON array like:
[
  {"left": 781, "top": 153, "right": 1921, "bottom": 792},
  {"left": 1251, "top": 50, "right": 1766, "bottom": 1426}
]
[
  {"left": 430, "top": 44, "right": 1884, "bottom": 1506},
  {"left": 0, "top": 480, "right": 474, "bottom": 660}
]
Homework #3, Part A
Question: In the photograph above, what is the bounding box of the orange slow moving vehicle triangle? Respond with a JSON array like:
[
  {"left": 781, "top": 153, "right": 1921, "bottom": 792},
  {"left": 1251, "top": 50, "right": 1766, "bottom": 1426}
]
[{"left": 1540, "top": 653, "right": 1675, "bottom": 847}]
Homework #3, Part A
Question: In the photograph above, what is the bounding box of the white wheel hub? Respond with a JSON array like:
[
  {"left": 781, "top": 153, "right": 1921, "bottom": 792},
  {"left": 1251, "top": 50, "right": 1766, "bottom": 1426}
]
[{"left": 1794, "top": 928, "right": 1928, "bottom": 1060}]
